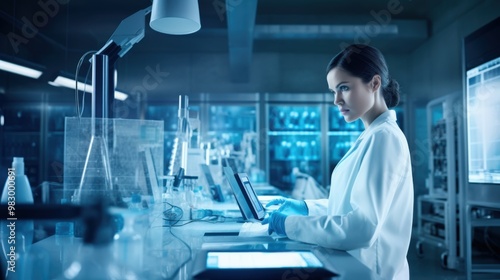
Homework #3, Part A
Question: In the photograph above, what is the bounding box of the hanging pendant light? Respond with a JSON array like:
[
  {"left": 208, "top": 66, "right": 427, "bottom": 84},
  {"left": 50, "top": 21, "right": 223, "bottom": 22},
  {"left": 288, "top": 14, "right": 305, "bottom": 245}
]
[{"left": 150, "top": 0, "right": 201, "bottom": 35}]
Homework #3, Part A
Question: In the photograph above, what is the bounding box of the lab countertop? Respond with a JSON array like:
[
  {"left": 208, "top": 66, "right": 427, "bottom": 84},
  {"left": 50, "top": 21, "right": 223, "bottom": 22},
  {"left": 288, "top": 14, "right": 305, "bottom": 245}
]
[{"left": 21, "top": 217, "right": 381, "bottom": 280}]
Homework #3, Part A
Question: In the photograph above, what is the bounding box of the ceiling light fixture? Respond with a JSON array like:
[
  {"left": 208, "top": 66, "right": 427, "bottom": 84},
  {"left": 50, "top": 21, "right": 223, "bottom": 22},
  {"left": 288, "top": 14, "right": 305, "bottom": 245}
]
[
  {"left": 0, "top": 59, "right": 43, "bottom": 79},
  {"left": 48, "top": 75, "right": 128, "bottom": 100},
  {"left": 150, "top": 0, "right": 201, "bottom": 35}
]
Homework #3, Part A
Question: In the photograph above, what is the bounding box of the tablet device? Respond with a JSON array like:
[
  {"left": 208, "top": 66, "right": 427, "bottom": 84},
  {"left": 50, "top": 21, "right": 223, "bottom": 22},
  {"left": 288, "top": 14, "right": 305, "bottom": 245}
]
[
  {"left": 192, "top": 250, "right": 337, "bottom": 280},
  {"left": 234, "top": 173, "right": 266, "bottom": 220},
  {"left": 223, "top": 167, "right": 265, "bottom": 221},
  {"left": 223, "top": 166, "right": 254, "bottom": 221}
]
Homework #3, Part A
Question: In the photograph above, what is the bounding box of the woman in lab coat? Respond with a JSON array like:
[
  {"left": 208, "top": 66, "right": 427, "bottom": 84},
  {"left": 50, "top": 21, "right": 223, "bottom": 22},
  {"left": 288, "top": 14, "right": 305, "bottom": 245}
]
[{"left": 263, "top": 44, "right": 414, "bottom": 280}]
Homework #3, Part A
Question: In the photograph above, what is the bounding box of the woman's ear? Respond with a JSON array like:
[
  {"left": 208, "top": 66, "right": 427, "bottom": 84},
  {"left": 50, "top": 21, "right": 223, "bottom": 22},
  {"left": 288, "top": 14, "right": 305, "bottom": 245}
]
[{"left": 370, "top": 75, "right": 382, "bottom": 92}]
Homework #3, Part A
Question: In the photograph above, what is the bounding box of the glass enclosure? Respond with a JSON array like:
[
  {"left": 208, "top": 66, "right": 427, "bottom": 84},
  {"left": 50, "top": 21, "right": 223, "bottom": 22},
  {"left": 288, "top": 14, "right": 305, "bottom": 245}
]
[
  {"left": 328, "top": 106, "right": 364, "bottom": 179},
  {"left": 268, "top": 105, "right": 322, "bottom": 190},
  {"left": 146, "top": 104, "right": 200, "bottom": 175},
  {"left": 207, "top": 105, "right": 257, "bottom": 151}
]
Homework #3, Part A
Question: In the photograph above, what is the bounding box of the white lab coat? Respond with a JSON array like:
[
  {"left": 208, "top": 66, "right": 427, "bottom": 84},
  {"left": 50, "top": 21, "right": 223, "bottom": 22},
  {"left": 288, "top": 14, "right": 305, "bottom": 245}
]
[{"left": 285, "top": 110, "right": 414, "bottom": 280}]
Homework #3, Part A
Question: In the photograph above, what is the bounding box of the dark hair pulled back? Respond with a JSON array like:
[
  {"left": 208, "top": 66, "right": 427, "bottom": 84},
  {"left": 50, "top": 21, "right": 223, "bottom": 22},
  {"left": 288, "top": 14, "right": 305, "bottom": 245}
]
[{"left": 326, "top": 44, "right": 400, "bottom": 108}]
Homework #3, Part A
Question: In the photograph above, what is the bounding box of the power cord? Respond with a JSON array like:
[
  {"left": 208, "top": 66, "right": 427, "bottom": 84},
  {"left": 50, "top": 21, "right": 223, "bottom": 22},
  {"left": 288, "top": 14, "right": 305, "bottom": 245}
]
[
  {"left": 161, "top": 201, "right": 191, "bottom": 280},
  {"left": 160, "top": 201, "right": 238, "bottom": 280},
  {"left": 74, "top": 50, "right": 96, "bottom": 118}
]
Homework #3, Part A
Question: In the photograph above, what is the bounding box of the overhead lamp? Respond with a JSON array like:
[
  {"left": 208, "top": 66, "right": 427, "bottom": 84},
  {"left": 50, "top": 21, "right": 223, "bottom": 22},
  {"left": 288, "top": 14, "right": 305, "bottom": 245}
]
[
  {"left": 0, "top": 58, "right": 43, "bottom": 79},
  {"left": 90, "top": 1, "right": 201, "bottom": 119},
  {"left": 48, "top": 75, "right": 128, "bottom": 101},
  {"left": 150, "top": 0, "right": 201, "bottom": 35}
]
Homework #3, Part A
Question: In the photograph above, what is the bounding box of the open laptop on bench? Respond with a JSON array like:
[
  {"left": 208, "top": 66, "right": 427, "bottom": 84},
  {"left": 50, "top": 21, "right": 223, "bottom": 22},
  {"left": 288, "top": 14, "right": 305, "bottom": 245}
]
[{"left": 223, "top": 166, "right": 266, "bottom": 222}]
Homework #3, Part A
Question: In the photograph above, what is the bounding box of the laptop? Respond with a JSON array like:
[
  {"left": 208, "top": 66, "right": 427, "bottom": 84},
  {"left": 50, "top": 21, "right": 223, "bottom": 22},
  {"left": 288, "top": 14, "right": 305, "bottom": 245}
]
[
  {"left": 200, "top": 163, "right": 225, "bottom": 202},
  {"left": 223, "top": 166, "right": 266, "bottom": 222}
]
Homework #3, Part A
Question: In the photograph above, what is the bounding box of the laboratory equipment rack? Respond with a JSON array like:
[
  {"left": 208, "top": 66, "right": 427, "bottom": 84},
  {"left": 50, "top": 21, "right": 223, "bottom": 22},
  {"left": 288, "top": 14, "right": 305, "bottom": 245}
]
[
  {"left": 464, "top": 203, "right": 500, "bottom": 279},
  {"left": 416, "top": 94, "right": 463, "bottom": 270}
]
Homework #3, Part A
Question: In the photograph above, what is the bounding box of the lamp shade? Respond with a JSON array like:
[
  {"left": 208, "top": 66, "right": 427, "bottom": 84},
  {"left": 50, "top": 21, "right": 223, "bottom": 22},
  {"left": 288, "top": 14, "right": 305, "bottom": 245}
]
[{"left": 150, "top": 0, "right": 201, "bottom": 35}]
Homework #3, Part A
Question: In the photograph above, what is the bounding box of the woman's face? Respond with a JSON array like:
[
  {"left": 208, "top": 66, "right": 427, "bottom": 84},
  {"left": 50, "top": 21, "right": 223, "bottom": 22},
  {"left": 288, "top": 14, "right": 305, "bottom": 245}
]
[{"left": 326, "top": 67, "right": 376, "bottom": 123}]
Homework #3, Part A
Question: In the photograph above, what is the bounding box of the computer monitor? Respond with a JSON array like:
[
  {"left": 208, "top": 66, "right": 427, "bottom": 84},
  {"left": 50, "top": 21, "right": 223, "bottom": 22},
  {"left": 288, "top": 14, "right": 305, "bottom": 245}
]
[{"left": 463, "top": 16, "right": 500, "bottom": 205}]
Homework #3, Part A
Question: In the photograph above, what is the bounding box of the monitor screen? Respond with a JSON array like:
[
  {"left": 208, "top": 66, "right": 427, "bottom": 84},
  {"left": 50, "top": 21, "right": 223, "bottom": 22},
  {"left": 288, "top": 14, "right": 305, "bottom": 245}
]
[
  {"left": 206, "top": 251, "right": 323, "bottom": 269},
  {"left": 192, "top": 250, "right": 338, "bottom": 279},
  {"left": 466, "top": 55, "right": 500, "bottom": 184},
  {"left": 235, "top": 173, "right": 266, "bottom": 220},
  {"left": 243, "top": 180, "right": 263, "bottom": 212}
]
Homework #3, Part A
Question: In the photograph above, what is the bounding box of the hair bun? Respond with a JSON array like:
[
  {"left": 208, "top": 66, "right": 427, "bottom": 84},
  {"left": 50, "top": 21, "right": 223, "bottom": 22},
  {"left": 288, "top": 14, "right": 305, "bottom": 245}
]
[{"left": 384, "top": 78, "right": 400, "bottom": 108}]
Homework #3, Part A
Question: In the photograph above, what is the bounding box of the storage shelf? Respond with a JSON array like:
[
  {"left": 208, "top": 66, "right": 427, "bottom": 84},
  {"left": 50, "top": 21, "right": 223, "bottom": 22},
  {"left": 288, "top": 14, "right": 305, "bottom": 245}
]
[
  {"left": 421, "top": 214, "right": 445, "bottom": 224},
  {"left": 470, "top": 218, "right": 500, "bottom": 227},
  {"left": 327, "top": 131, "right": 362, "bottom": 136},
  {"left": 268, "top": 131, "right": 321, "bottom": 136},
  {"left": 418, "top": 234, "right": 446, "bottom": 245},
  {"left": 2, "top": 131, "right": 40, "bottom": 135},
  {"left": 419, "top": 195, "right": 447, "bottom": 204},
  {"left": 270, "top": 158, "right": 321, "bottom": 162}
]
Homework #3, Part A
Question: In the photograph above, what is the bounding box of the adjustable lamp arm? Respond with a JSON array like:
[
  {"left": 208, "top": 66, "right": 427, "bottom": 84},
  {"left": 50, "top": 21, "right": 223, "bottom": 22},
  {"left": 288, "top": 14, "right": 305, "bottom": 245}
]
[{"left": 96, "top": 6, "right": 152, "bottom": 59}]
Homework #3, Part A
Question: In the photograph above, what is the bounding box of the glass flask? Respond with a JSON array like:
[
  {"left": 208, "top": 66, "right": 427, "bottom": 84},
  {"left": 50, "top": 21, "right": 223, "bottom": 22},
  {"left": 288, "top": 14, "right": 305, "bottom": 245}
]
[{"left": 74, "top": 134, "right": 115, "bottom": 205}]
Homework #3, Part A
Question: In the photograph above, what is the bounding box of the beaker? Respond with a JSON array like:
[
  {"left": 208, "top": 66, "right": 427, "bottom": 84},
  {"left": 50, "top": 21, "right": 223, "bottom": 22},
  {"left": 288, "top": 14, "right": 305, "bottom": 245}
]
[{"left": 182, "top": 176, "right": 198, "bottom": 208}]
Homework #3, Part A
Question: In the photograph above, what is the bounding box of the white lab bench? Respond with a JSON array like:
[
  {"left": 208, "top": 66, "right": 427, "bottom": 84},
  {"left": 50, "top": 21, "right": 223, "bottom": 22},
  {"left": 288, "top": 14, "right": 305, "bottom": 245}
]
[{"left": 20, "top": 213, "right": 381, "bottom": 280}]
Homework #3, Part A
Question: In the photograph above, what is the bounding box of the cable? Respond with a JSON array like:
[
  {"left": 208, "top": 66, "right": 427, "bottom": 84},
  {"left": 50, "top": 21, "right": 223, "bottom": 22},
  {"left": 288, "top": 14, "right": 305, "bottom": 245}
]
[
  {"left": 74, "top": 51, "right": 96, "bottom": 118},
  {"left": 164, "top": 226, "right": 192, "bottom": 280},
  {"left": 80, "top": 65, "right": 92, "bottom": 117},
  {"left": 160, "top": 201, "right": 192, "bottom": 280}
]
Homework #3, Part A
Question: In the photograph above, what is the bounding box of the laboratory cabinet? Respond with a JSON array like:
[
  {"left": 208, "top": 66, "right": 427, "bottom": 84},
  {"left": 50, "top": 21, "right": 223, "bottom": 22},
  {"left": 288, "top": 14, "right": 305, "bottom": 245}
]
[
  {"left": 416, "top": 94, "right": 463, "bottom": 270},
  {"left": 146, "top": 93, "right": 406, "bottom": 192},
  {"left": 0, "top": 101, "right": 80, "bottom": 192},
  {"left": 0, "top": 103, "right": 43, "bottom": 187},
  {"left": 464, "top": 204, "right": 500, "bottom": 279},
  {"left": 45, "top": 104, "right": 75, "bottom": 183},
  {"left": 146, "top": 104, "right": 191, "bottom": 173},
  {"left": 267, "top": 104, "right": 323, "bottom": 190},
  {"left": 328, "top": 106, "right": 363, "bottom": 178},
  {"left": 1, "top": 93, "right": 406, "bottom": 199},
  {"left": 145, "top": 94, "right": 259, "bottom": 176}
]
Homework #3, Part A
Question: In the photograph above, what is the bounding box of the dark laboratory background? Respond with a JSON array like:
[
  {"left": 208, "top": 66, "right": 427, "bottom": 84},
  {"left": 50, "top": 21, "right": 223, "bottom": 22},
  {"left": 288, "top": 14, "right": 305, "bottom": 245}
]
[{"left": 0, "top": 0, "right": 500, "bottom": 279}]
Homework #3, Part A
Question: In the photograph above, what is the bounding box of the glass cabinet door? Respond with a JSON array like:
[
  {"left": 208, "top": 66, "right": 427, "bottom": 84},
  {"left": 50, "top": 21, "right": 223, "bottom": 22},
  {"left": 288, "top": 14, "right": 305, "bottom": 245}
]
[
  {"left": 46, "top": 104, "right": 75, "bottom": 183},
  {"left": 0, "top": 103, "right": 42, "bottom": 187},
  {"left": 328, "top": 106, "right": 363, "bottom": 179},
  {"left": 146, "top": 104, "right": 200, "bottom": 174},
  {"left": 207, "top": 105, "right": 257, "bottom": 171},
  {"left": 268, "top": 105, "right": 322, "bottom": 191},
  {"left": 146, "top": 105, "right": 177, "bottom": 173},
  {"left": 207, "top": 105, "right": 256, "bottom": 146}
]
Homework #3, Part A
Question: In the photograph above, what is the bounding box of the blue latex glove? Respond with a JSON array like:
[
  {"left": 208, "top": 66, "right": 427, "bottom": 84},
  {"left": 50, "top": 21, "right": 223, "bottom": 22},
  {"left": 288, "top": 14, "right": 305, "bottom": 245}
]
[
  {"left": 266, "top": 198, "right": 308, "bottom": 216},
  {"left": 261, "top": 212, "right": 287, "bottom": 236}
]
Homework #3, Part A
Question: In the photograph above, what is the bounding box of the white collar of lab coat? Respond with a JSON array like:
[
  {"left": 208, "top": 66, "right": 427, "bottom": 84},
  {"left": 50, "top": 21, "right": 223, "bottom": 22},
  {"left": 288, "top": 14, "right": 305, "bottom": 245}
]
[
  {"left": 358, "top": 110, "right": 397, "bottom": 140},
  {"left": 336, "top": 110, "right": 397, "bottom": 166}
]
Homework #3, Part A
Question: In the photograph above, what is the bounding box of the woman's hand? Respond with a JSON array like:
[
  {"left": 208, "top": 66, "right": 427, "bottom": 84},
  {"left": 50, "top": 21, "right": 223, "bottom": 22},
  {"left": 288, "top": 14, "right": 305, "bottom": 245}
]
[
  {"left": 261, "top": 212, "right": 287, "bottom": 235},
  {"left": 266, "top": 198, "right": 308, "bottom": 216}
]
